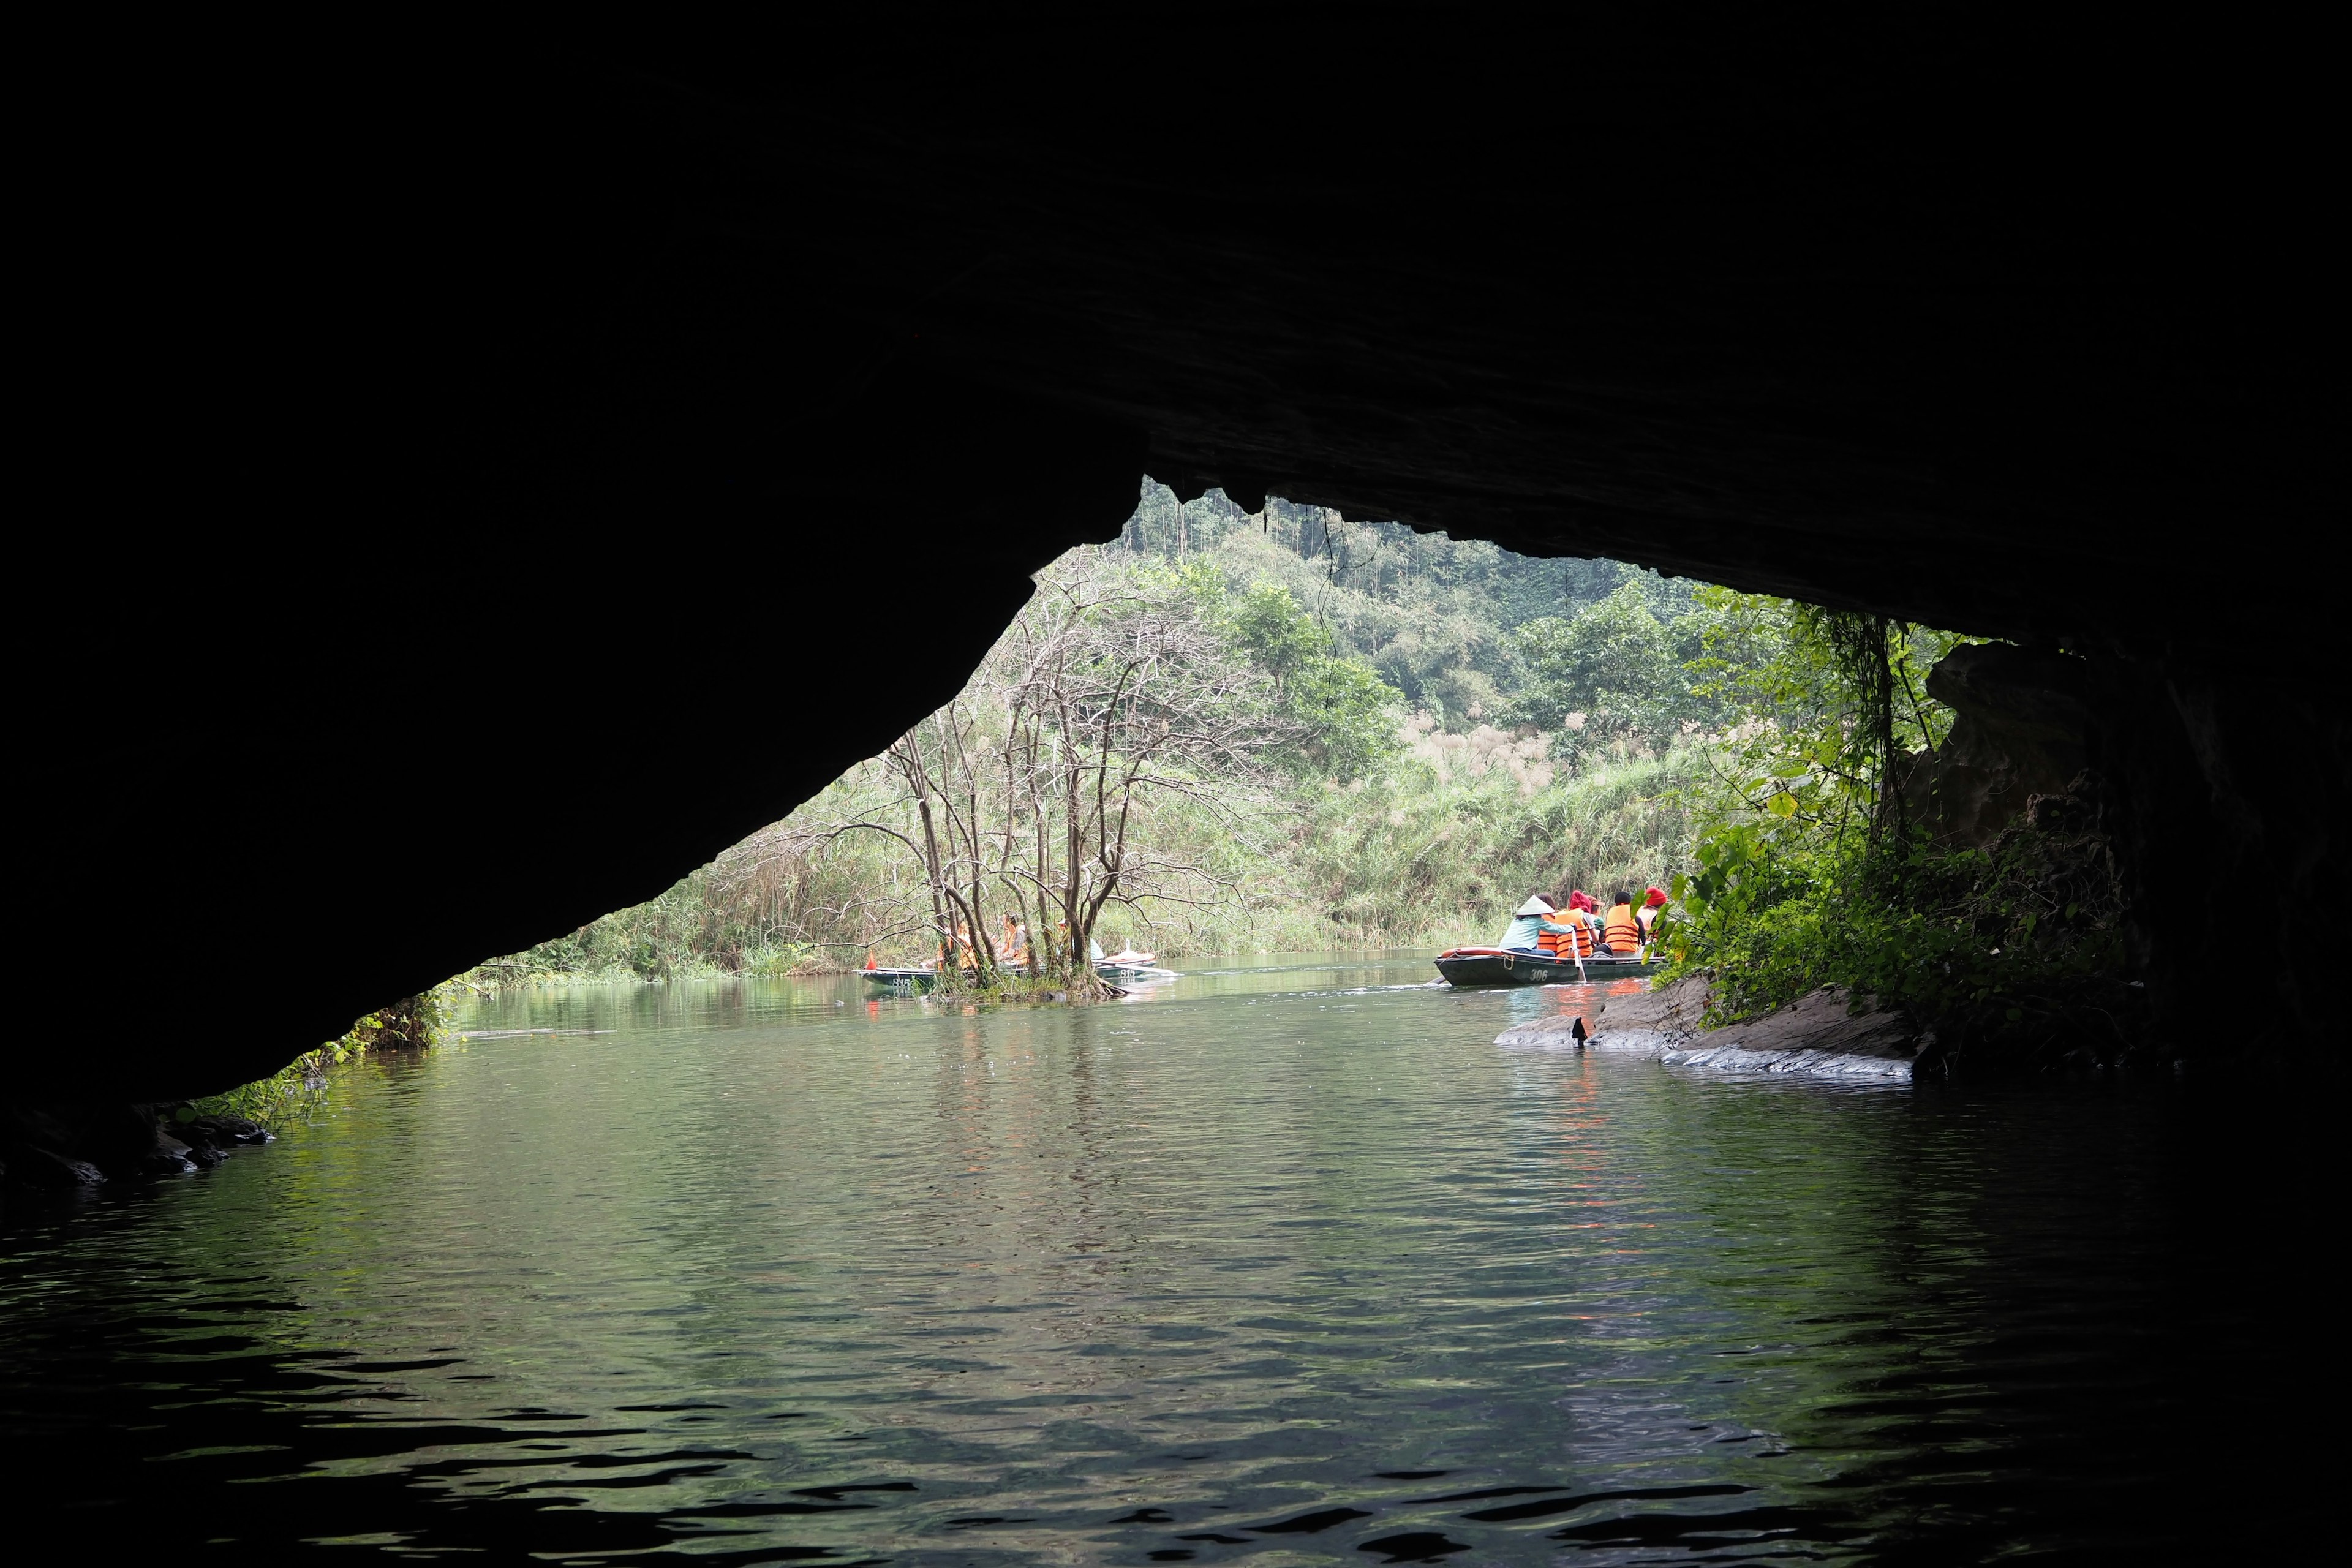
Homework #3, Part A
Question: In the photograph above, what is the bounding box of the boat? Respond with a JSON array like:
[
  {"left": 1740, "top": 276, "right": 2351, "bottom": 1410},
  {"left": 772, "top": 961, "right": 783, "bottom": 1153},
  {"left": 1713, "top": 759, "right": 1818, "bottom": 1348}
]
[
  {"left": 1433, "top": 946, "right": 1662, "bottom": 987},
  {"left": 1097, "top": 962, "right": 1176, "bottom": 982},
  {"left": 862, "top": 967, "right": 948, "bottom": 992}
]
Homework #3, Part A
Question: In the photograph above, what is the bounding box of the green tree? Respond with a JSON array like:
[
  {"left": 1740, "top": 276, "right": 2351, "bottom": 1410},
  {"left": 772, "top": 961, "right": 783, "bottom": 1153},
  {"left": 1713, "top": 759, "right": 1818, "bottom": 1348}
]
[
  {"left": 1210, "top": 578, "right": 1401, "bottom": 782},
  {"left": 1222, "top": 581, "right": 1329, "bottom": 688},
  {"left": 1508, "top": 582, "right": 1678, "bottom": 752},
  {"left": 1287, "top": 653, "right": 1401, "bottom": 781}
]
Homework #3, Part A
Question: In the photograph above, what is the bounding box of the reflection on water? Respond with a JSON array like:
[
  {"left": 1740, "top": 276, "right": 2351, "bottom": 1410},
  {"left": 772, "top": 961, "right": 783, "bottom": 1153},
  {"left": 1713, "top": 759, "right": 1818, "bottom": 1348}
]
[{"left": 0, "top": 954, "right": 2318, "bottom": 1559}]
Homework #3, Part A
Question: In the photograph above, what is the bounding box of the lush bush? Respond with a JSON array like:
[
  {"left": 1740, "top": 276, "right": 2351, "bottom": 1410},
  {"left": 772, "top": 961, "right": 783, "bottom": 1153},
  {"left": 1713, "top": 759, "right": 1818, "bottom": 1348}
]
[
  {"left": 1662, "top": 809, "right": 2136, "bottom": 1068},
  {"left": 189, "top": 987, "right": 461, "bottom": 1128},
  {"left": 1653, "top": 593, "right": 2139, "bottom": 1068}
]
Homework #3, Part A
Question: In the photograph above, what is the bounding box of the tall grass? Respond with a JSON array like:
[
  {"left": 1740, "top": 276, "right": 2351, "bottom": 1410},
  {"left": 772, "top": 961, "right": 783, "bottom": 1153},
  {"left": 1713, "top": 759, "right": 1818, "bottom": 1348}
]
[{"left": 1281, "top": 742, "right": 1694, "bottom": 952}]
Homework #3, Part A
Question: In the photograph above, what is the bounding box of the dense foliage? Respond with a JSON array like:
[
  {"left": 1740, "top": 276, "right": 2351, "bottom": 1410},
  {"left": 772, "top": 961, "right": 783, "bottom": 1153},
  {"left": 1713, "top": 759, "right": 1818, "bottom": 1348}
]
[
  {"left": 189, "top": 989, "right": 458, "bottom": 1128},
  {"left": 1654, "top": 596, "right": 2136, "bottom": 1068}
]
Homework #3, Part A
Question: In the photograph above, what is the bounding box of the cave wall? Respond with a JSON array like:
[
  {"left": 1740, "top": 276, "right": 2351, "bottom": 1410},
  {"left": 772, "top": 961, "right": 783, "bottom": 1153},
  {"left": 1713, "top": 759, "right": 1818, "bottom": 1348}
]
[{"left": 18, "top": 21, "right": 2336, "bottom": 1097}]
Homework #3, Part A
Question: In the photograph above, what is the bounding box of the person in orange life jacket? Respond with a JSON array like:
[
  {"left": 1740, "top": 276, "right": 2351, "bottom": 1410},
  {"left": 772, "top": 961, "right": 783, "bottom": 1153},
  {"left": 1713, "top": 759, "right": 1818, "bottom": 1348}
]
[
  {"left": 1636, "top": 886, "right": 1667, "bottom": 946},
  {"left": 1600, "top": 890, "right": 1645, "bottom": 955},
  {"left": 940, "top": 914, "right": 980, "bottom": 971},
  {"left": 1543, "top": 890, "right": 1600, "bottom": 959},
  {"left": 1499, "top": 894, "right": 1577, "bottom": 954}
]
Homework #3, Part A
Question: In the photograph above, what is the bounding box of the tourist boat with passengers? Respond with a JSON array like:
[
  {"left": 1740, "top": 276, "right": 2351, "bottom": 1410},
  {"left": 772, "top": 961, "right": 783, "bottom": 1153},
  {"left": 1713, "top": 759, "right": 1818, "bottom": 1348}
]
[{"left": 1432, "top": 946, "right": 1662, "bottom": 987}]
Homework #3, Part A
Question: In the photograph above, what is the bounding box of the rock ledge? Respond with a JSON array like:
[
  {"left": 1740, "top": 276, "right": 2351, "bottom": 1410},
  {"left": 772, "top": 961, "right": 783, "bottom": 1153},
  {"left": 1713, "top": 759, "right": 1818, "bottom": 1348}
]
[{"left": 1497, "top": 977, "right": 1923, "bottom": 1083}]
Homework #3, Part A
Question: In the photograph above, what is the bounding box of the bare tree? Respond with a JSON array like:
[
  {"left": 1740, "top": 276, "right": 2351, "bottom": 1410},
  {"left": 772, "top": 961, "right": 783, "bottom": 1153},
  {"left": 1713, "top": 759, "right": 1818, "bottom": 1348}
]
[
  {"left": 992, "top": 551, "right": 1303, "bottom": 990},
  {"left": 742, "top": 548, "right": 1300, "bottom": 995}
]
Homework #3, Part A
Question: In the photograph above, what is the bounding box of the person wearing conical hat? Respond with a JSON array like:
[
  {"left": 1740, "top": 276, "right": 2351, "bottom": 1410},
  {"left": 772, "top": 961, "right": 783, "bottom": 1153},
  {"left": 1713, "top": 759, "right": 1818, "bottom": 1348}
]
[{"left": 1498, "top": 893, "right": 1557, "bottom": 953}]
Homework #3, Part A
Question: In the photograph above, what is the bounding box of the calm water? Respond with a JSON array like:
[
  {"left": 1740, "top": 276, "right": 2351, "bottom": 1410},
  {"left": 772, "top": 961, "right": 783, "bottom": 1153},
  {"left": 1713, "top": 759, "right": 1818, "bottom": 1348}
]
[{"left": 0, "top": 955, "right": 2324, "bottom": 1561}]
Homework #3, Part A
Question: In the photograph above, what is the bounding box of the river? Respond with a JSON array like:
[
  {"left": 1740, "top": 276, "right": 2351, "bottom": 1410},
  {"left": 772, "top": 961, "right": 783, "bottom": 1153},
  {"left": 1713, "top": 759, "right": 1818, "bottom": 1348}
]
[{"left": 0, "top": 954, "right": 2323, "bottom": 1560}]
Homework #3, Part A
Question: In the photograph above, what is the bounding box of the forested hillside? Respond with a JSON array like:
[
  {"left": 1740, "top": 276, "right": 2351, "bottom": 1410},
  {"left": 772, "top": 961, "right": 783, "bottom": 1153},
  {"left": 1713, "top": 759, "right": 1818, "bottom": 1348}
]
[{"left": 472, "top": 483, "right": 1953, "bottom": 982}]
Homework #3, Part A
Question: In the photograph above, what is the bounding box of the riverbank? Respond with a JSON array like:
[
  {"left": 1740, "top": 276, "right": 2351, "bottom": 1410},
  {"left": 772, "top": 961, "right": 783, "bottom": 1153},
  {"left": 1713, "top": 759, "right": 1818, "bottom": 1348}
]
[{"left": 1499, "top": 976, "right": 1924, "bottom": 1082}]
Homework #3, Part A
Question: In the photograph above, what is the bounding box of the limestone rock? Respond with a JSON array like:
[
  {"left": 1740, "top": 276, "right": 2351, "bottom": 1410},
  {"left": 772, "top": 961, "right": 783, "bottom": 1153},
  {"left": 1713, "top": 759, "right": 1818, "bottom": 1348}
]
[
  {"left": 1591, "top": 976, "right": 1715, "bottom": 1050},
  {"left": 1901, "top": 643, "right": 2090, "bottom": 847},
  {"left": 1495, "top": 977, "right": 1922, "bottom": 1082},
  {"left": 0, "top": 1102, "right": 265, "bottom": 1186},
  {"left": 178, "top": 1113, "right": 271, "bottom": 1149},
  {"left": 1695, "top": 986, "right": 1923, "bottom": 1061},
  {"left": 1660, "top": 986, "right": 1923, "bottom": 1082},
  {"left": 7, "top": 1145, "right": 107, "bottom": 1189}
]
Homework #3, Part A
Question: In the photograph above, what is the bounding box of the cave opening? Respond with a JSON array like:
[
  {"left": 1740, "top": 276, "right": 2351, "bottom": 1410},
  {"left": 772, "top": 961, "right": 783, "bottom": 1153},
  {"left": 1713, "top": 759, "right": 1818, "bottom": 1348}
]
[{"left": 4, "top": 21, "right": 2337, "bottom": 1556}]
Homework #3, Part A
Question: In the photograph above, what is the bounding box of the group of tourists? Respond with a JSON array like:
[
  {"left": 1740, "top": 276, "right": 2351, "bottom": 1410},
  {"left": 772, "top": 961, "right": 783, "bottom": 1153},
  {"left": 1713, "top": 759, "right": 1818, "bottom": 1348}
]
[
  {"left": 1496, "top": 886, "right": 1665, "bottom": 961},
  {"left": 904, "top": 914, "right": 1152, "bottom": 976},
  {"left": 911, "top": 912, "right": 1033, "bottom": 974}
]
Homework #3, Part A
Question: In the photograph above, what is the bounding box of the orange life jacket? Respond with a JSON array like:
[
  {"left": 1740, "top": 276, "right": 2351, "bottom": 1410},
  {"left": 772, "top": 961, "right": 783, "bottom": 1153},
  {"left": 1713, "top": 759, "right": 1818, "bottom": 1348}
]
[
  {"left": 1602, "top": 904, "right": 1643, "bottom": 952},
  {"left": 1540, "top": 914, "right": 1597, "bottom": 959}
]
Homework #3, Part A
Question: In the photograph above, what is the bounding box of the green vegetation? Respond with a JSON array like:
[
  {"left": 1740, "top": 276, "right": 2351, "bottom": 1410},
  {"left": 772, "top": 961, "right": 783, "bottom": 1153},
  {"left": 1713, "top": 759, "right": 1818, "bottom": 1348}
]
[
  {"left": 192, "top": 988, "right": 461, "bottom": 1128},
  {"left": 462, "top": 867, "right": 834, "bottom": 986},
  {"left": 459, "top": 481, "right": 2128, "bottom": 1061},
  {"left": 476, "top": 486, "right": 1716, "bottom": 982},
  {"left": 1655, "top": 595, "right": 2134, "bottom": 1067}
]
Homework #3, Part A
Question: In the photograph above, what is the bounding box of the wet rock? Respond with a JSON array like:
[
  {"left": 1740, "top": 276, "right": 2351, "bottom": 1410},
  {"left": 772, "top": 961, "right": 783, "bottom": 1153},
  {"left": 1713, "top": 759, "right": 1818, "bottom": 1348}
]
[
  {"left": 1496, "top": 976, "right": 1921, "bottom": 1082},
  {"left": 1660, "top": 987, "right": 1922, "bottom": 1082},
  {"left": 1496, "top": 974, "right": 1711, "bottom": 1050},
  {"left": 176, "top": 1112, "right": 271, "bottom": 1149},
  {"left": 144, "top": 1132, "right": 201, "bottom": 1177},
  {"left": 1691, "top": 986, "right": 1923, "bottom": 1061},
  {"left": 0, "top": 1100, "right": 266, "bottom": 1185},
  {"left": 73, "top": 1103, "right": 190, "bottom": 1179},
  {"left": 7, "top": 1145, "right": 107, "bottom": 1189}
]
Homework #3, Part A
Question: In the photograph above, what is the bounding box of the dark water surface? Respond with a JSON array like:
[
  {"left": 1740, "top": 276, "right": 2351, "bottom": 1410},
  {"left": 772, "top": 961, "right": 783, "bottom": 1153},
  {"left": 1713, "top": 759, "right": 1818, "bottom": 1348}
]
[{"left": 1, "top": 956, "right": 2322, "bottom": 1561}]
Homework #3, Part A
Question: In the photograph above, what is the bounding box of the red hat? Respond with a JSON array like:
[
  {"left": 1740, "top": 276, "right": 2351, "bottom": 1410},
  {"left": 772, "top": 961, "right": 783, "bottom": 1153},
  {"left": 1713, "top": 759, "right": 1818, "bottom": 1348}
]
[
  {"left": 1644, "top": 886, "right": 1667, "bottom": 908},
  {"left": 1569, "top": 890, "right": 1597, "bottom": 913}
]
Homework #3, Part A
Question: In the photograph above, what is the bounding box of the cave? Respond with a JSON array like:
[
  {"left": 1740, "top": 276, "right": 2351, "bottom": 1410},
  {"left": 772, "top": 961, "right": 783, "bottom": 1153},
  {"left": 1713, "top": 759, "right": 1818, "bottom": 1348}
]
[{"left": 19, "top": 21, "right": 2335, "bottom": 1102}]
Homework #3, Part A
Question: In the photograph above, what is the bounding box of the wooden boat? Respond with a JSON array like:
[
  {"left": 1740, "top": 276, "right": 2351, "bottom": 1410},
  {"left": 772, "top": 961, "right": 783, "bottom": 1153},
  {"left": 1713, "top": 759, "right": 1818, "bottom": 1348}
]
[
  {"left": 1433, "top": 946, "right": 1662, "bottom": 987},
  {"left": 862, "top": 967, "right": 948, "bottom": 992}
]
